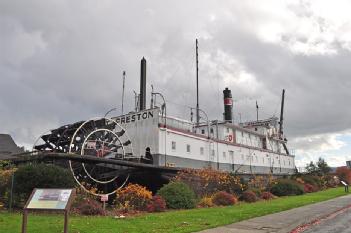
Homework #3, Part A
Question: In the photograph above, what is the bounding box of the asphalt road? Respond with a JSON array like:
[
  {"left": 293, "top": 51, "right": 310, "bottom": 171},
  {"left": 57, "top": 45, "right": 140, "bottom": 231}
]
[
  {"left": 304, "top": 208, "right": 351, "bottom": 233},
  {"left": 198, "top": 195, "right": 351, "bottom": 233}
]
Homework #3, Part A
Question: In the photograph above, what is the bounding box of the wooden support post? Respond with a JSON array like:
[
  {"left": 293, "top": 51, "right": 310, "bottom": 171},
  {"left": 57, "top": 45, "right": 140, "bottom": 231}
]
[
  {"left": 64, "top": 210, "right": 69, "bottom": 233},
  {"left": 22, "top": 210, "right": 28, "bottom": 233}
]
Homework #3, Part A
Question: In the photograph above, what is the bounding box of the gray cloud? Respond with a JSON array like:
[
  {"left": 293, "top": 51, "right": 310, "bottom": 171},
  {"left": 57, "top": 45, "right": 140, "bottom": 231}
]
[{"left": 1, "top": 0, "right": 351, "bottom": 166}]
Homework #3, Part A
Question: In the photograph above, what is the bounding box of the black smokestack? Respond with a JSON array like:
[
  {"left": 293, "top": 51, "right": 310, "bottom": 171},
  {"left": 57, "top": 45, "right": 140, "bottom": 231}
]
[
  {"left": 139, "top": 57, "right": 146, "bottom": 111},
  {"left": 223, "top": 88, "right": 233, "bottom": 123}
]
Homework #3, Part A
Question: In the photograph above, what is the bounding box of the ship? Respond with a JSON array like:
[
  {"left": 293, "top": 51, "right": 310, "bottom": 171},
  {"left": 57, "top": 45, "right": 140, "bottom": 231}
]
[
  {"left": 111, "top": 58, "right": 295, "bottom": 176},
  {"left": 29, "top": 55, "right": 296, "bottom": 195}
]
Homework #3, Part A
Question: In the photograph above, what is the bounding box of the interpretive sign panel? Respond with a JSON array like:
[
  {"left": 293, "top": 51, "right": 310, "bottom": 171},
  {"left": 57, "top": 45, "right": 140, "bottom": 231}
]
[
  {"left": 25, "top": 189, "right": 73, "bottom": 210},
  {"left": 22, "top": 188, "right": 75, "bottom": 233}
]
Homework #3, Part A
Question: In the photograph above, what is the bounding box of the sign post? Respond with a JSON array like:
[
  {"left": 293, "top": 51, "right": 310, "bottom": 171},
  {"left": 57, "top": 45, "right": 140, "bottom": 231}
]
[
  {"left": 101, "top": 194, "right": 108, "bottom": 211},
  {"left": 22, "top": 188, "right": 75, "bottom": 233}
]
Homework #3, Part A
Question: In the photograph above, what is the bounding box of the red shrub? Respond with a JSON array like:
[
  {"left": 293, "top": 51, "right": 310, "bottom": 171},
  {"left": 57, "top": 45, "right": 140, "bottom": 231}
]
[
  {"left": 75, "top": 197, "right": 104, "bottom": 215},
  {"left": 261, "top": 192, "right": 274, "bottom": 200},
  {"left": 212, "top": 191, "right": 237, "bottom": 206},
  {"left": 146, "top": 195, "right": 166, "bottom": 212},
  {"left": 241, "top": 191, "right": 258, "bottom": 203},
  {"left": 304, "top": 183, "right": 318, "bottom": 193},
  {"left": 336, "top": 167, "right": 351, "bottom": 184}
]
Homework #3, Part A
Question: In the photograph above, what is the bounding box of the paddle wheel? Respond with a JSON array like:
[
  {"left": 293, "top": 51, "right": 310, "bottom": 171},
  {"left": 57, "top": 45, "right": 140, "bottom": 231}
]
[{"left": 33, "top": 117, "right": 137, "bottom": 196}]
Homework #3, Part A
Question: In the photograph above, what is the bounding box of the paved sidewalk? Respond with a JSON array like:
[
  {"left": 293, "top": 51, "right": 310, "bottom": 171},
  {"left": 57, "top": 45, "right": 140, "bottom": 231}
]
[{"left": 197, "top": 194, "right": 351, "bottom": 233}]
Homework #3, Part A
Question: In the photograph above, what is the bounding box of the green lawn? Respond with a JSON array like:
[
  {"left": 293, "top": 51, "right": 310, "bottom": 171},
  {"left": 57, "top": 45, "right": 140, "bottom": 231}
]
[{"left": 0, "top": 187, "right": 348, "bottom": 233}]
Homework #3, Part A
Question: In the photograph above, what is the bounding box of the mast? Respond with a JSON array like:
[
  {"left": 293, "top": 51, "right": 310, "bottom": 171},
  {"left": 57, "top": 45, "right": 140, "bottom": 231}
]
[
  {"left": 279, "top": 89, "right": 289, "bottom": 155},
  {"left": 196, "top": 39, "right": 200, "bottom": 125},
  {"left": 256, "top": 101, "right": 259, "bottom": 121},
  {"left": 121, "top": 71, "right": 126, "bottom": 115},
  {"left": 279, "top": 89, "right": 285, "bottom": 139}
]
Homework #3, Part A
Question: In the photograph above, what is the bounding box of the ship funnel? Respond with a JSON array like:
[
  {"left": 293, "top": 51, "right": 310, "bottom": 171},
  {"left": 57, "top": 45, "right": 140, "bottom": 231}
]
[
  {"left": 223, "top": 87, "right": 233, "bottom": 123},
  {"left": 139, "top": 57, "right": 147, "bottom": 111}
]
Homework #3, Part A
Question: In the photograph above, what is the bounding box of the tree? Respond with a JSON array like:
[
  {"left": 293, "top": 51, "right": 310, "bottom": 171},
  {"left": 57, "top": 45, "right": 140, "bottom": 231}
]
[
  {"left": 316, "top": 157, "right": 331, "bottom": 176},
  {"left": 336, "top": 167, "right": 351, "bottom": 184},
  {"left": 306, "top": 161, "right": 318, "bottom": 175},
  {"left": 305, "top": 157, "right": 331, "bottom": 176}
]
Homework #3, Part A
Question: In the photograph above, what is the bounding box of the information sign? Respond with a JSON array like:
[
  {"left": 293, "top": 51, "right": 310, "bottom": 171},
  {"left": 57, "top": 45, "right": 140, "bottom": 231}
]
[
  {"left": 22, "top": 188, "right": 75, "bottom": 233},
  {"left": 101, "top": 194, "right": 108, "bottom": 202},
  {"left": 26, "top": 189, "right": 72, "bottom": 210}
]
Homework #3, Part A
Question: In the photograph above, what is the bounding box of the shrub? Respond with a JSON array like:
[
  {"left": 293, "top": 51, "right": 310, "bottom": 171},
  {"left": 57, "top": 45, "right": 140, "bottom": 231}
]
[
  {"left": 211, "top": 191, "right": 237, "bottom": 206},
  {"left": 197, "top": 197, "right": 214, "bottom": 208},
  {"left": 249, "top": 188, "right": 262, "bottom": 197},
  {"left": 247, "top": 176, "right": 270, "bottom": 194},
  {"left": 304, "top": 183, "right": 318, "bottom": 193},
  {"left": 146, "top": 195, "right": 166, "bottom": 212},
  {"left": 261, "top": 191, "right": 274, "bottom": 200},
  {"left": 13, "top": 163, "right": 75, "bottom": 207},
  {"left": 302, "top": 175, "right": 322, "bottom": 189},
  {"left": 324, "top": 175, "right": 339, "bottom": 188},
  {"left": 157, "top": 182, "right": 196, "bottom": 209},
  {"left": 0, "top": 168, "right": 16, "bottom": 207},
  {"left": 174, "top": 168, "right": 243, "bottom": 197},
  {"left": 116, "top": 183, "right": 152, "bottom": 211},
  {"left": 241, "top": 190, "right": 258, "bottom": 203},
  {"left": 270, "top": 179, "right": 304, "bottom": 196},
  {"left": 336, "top": 167, "right": 351, "bottom": 184},
  {"left": 75, "top": 197, "right": 104, "bottom": 215}
]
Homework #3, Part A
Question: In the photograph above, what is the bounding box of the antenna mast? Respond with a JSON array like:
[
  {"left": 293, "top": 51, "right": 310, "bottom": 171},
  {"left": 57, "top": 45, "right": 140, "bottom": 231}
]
[
  {"left": 256, "top": 101, "right": 259, "bottom": 121},
  {"left": 279, "top": 89, "right": 285, "bottom": 139},
  {"left": 196, "top": 39, "right": 200, "bottom": 125},
  {"left": 121, "top": 71, "right": 126, "bottom": 115}
]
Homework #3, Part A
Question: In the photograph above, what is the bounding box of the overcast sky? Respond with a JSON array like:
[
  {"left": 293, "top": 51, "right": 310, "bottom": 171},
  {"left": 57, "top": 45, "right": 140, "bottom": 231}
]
[{"left": 1, "top": 0, "right": 351, "bottom": 167}]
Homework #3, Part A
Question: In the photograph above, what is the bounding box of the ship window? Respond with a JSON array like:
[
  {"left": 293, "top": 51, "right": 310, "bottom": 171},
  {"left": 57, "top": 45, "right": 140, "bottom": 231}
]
[
  {"left": 201, "top": 129, "right": 205, "bottom": 134},
  {"left": 223, "top": 152, "right": 226, "bottom": 159},
  {"left": 229, "top": 150, "right": 234, "bottom": 157},
  {"left": 186, "top": 144, "right": 191, "bottom": 153},
  {"left": 241, "top": 131, "right": 243, "bottom": 137},
  {"left": 171, "top": 141, "right": 176, "bottom": 151},
  {"left": 211, "top": 149, "right": 215, "bottom": 156},
  {"left": 200, "top": 147, "right": 204, "bottom": 155},
  {"left": 210, "top": 128, "right": 214, "bottom": 134},
  {"left": 226, "top": 128, "right": 229, "bottom": 133}
]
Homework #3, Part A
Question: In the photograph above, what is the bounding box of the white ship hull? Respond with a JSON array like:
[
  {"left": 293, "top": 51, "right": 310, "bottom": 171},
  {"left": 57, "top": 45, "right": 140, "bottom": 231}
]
[{"left": 113, "top": 108, "right": 296, "bottom": 175}]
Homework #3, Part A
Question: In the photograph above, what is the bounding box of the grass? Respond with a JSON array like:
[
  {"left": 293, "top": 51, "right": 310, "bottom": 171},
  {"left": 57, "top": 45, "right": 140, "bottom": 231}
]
[{"left": 0, "top": 187, "right": 348, "bottom": 233}]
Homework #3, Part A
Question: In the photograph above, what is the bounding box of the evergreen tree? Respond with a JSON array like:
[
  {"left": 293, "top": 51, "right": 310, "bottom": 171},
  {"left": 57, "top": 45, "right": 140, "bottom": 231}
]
[{"left": 317, "top": 157, "right": 331, "bottom": 176}]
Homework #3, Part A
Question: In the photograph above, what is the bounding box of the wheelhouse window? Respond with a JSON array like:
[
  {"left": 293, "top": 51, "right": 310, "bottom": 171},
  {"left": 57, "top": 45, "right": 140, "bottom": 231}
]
[{"left": 201, "top": 129, "right": 205, "bottom": 134}]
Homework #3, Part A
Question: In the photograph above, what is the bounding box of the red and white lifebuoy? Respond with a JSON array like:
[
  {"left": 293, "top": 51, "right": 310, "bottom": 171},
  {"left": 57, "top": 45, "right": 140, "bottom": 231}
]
[{"left": 228, "top": 134, "right": 233, "bottom": 142}]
